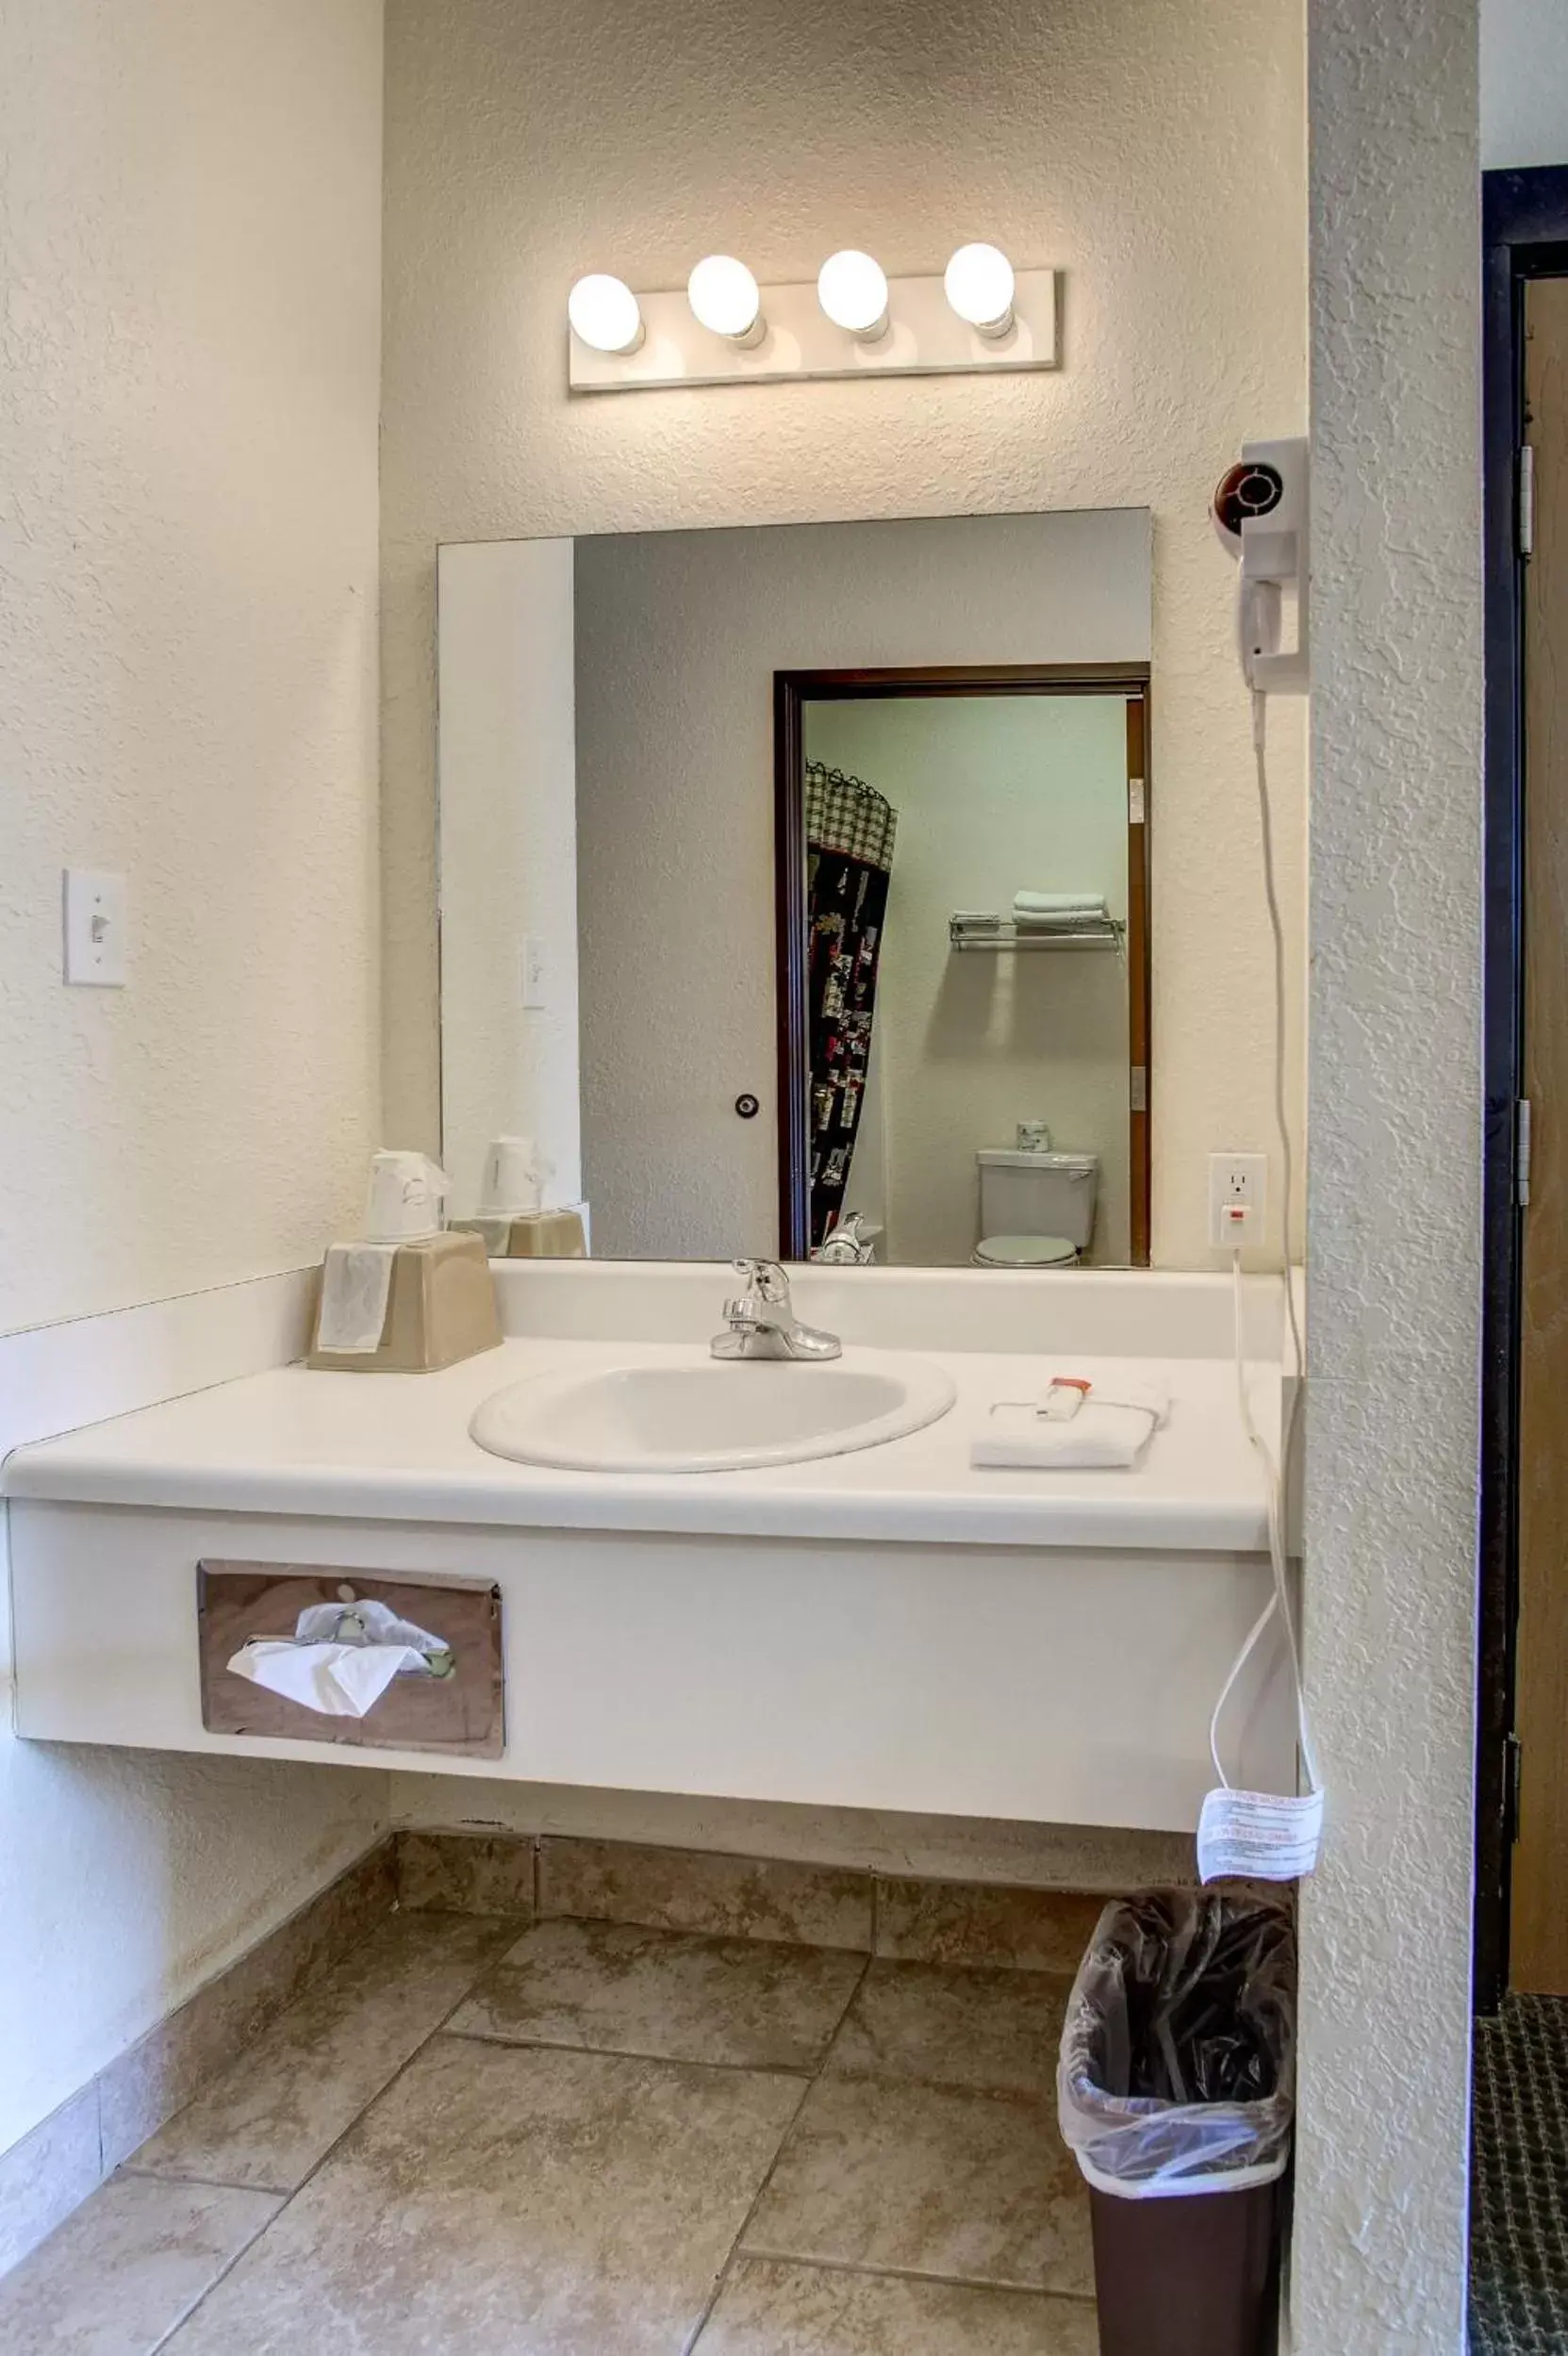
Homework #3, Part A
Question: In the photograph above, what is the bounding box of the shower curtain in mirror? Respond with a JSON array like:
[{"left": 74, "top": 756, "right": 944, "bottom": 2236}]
[{"left": 804, "top": 761, "right": 898, "bottom": 1249}]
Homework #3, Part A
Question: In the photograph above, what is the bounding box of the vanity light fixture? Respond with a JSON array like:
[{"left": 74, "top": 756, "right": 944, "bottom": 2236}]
[
  {"left": 817, "top": 249, "right": 890, "bottom": 342},
  {"left": 568, "top": 254, "right": 1056, "bottom": 392},
  {"left": 687, "top": 255, "right": 766, "bottom": 346},
  {"left": 567, "top": 272, "right": 645, "bottom": 355},
  {"left": 943, "top": 242, "right": 1016, "bottom": 338}
]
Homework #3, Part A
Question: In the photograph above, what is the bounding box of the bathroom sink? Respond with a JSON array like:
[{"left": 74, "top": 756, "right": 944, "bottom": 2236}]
[{"left": 469, "top": 1352, "right": 957, "bottom": 1475}]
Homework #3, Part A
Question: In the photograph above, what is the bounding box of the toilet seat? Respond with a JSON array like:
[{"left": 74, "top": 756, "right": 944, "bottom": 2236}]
[{"left": 973, "top": 1234, "right": 1081, "bottom": 1269}]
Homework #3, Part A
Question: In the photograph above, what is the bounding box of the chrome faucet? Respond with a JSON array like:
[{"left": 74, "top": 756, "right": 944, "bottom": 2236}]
[{"left": 711, "top": 1260, "right": 842, "bottom": 1361}]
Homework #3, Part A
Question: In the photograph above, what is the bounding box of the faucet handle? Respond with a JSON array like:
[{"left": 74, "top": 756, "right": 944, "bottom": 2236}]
[{"left": 732, "top": 1257, "right": 789, "bottom": 1302}]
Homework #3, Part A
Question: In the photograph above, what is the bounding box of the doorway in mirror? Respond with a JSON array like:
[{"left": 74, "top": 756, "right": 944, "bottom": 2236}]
[{"left": 775, "top": 667, "right": 1150, "bottom": 1267}]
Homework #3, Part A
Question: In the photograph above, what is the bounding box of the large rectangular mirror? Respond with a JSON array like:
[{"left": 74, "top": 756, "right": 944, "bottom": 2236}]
[{"left": 437, "top": 507, "right": 1152, "bottom": 1267}]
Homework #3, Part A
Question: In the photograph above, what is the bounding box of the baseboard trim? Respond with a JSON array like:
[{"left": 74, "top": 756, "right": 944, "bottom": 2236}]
[{"left": 0, "top": 1835, "right": 395, "bottom": 2279}]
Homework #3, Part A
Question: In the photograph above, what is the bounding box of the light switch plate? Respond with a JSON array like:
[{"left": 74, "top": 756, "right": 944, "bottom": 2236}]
[
  {"left": 520, "top": 934, "right": 547, "bottom": 1010},
  {"left": 63, "top": 869, "right": 128, "bottom": 986}
]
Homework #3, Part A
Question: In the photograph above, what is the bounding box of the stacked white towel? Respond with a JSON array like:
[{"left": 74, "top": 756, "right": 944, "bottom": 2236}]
[
  {"left": 971, "top": 1379, "right": 1170, "bottom": 1470},
  {"left": 1012, "top": 891, "right": 1109, "bottom": 930}
]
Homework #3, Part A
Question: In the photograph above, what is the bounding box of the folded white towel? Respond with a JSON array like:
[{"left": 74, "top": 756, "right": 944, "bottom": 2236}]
[
  {"left": 1013, "top": 891, "right": 1108, "bottom": 918},
  {"left": 971, "top": 1381, "right": 1170, "bottom": 1471},
  {"left": 316, "top": 1242, "right": 396, "bottom": 1354}
]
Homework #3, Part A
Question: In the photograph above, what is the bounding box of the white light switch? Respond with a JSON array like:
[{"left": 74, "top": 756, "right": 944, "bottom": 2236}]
[
  {"left": 63, "top": 869, "right": 128, "bottom": 987},
  {"left": 520, "top": 934, "right": 547, "bottom": 1010}
]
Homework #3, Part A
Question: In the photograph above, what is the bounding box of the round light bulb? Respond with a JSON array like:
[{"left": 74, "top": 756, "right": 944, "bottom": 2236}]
[
  {"left": 568, "top": 273, "right": 644, "bottom": 355},
  {"left": 943, "top": 242, "right": 1016, "bottom": 338},
  {"left": 687, "top": 255, "right": 765, "bottom": 346},
  {"left": 817, "top": 249, "right": 890, "bottom": 342}
]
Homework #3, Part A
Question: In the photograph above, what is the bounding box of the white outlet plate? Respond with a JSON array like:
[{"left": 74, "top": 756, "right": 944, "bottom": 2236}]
[
  {"left": 1208, "top": 1152, "right": 1267, "bottom": 1249},
  {"left": 63, "top": 869, "right": 127, "bottom": 987}
]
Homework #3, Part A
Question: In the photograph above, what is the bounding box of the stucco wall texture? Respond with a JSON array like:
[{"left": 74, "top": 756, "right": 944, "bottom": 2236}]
[
  {"left": 0, "top": 0, "right": 385, "bottom": 1336},
  {"left": 1295, "top": 2, "right": 1483, "bottom": 2349},
  {"left": 0, "top": 0, "right": 389, "bottom": 2170},
  {"left": 380, "top": 0, "right": 1309, "bottom": 1266}
]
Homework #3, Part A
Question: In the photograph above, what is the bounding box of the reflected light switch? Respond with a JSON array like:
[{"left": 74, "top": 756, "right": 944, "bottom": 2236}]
[
  {"left": 63, "top": 869, "right": 128, "bottom": 987},
  {"left": 520, "top": 934, "right": 547, "bottom": 1010}
]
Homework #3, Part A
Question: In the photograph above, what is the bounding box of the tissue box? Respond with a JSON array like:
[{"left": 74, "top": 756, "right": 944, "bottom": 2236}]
[
  {"left": 198, "top": 1564, "right": 504, "bottom": 1756},
  {"left": 307, "top": 1230, "right": 502, "bottom": 1374}
]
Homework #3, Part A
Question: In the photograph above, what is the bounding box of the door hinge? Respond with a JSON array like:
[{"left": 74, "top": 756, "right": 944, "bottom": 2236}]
[
  {"left": 1506, "top": 1731, "right": 1524, "bottom": 1846},
  {"left": 1520, "top": 444, "right": 1537, "bottom": 560},
  {"left": 1130, "top": 1065, "right": 1147, "bottom": 1113},
  {"left": 1517, "top": 1097, "right": 1533, "bottom": 1207},
  {"left": 1129, "top": 777, "right": 1146, "bottom": 825}
]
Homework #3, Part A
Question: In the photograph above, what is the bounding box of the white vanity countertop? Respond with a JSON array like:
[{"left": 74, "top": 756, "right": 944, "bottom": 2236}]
[{"left": 3, "top": 1336, "right": 1276, "bottom": 1554}]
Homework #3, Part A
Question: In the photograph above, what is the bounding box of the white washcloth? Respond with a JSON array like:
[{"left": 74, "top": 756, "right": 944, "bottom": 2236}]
[
  {"left": 225, "top": 1639, "right": 435, "bottom": 1718},
  {"left": 316, "top": 1242, "right": 397, "bottom": 1354},
  {"left": 971, "top": 1380, "right": 1169, "bottom": 1470},
  {"left": 1012, "top": 891, "right": 1108, "bottom": 918}
]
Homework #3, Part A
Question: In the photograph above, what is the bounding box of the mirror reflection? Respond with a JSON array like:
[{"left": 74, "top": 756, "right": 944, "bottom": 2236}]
[{"left": 437, "top": 509, "right": 1152, "bottom": 1267}]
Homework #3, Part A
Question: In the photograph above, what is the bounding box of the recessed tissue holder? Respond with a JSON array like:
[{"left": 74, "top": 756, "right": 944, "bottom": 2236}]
[{"left": 199, "top": 1565, "right": 503, "bottom": 1756}]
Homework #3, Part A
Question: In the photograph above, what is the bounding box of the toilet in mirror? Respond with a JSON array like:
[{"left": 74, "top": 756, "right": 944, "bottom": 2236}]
[{"left": 437, "top": 506, "right": 1152, "bottom": 1268}]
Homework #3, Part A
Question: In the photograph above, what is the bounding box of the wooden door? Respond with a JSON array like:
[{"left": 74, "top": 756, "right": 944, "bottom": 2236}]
[{"left": 1512, "top": 275, "right": 1568, "bottom": 1991}]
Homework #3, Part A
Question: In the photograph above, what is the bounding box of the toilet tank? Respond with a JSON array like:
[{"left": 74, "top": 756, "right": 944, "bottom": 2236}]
[{"left": 977, "top": 1149, "right": 1099, "bottom": 1248}]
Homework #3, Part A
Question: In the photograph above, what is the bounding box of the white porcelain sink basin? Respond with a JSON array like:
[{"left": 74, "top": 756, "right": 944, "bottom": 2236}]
[{"left": 469, "top": 1351, "right": 957, "bottom": 1475}]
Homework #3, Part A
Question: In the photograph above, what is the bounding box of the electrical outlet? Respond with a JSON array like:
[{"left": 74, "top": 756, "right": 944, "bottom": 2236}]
[{"left": 1208, "top": 1152, "right": 1267, "bottom": 1249}]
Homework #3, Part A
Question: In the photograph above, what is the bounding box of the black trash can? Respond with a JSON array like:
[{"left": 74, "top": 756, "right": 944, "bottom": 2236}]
[{"left": 1056, "top": 1888, "right": 1295, "bottom": 2356}]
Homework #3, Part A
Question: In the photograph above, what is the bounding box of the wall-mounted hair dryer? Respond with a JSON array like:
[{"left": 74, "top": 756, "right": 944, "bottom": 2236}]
[{"left": 1213, "top": 436, "right": 1309, "bottom": 695}]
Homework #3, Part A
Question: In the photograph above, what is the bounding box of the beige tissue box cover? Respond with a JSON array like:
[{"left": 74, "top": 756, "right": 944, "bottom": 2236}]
[{"left": 308, "top": 1230, "right": 503, "bottom": 1374}]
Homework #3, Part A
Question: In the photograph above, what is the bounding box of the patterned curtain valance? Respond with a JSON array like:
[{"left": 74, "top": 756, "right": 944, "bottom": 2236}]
[{"left": 804, "top": 761, "right": 898, "bottom": 872}]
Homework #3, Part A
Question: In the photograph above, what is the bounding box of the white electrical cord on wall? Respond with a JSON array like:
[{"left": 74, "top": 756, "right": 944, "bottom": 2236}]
[{"left": 1197, "top": 691, "right": 1323, "bottom": 1878}]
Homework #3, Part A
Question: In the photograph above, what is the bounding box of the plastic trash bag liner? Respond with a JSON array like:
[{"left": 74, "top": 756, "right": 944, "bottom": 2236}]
[{"left": 1058, "top": 1889, "right": 1296, "bottom": 2195}]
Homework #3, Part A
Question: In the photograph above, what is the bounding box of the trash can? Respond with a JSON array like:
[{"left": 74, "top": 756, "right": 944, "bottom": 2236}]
[{"left": 1057, "top": 1888, "right": 1295, "bottom": 2356}]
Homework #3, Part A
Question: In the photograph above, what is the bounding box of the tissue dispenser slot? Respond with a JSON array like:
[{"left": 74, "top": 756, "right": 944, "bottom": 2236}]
[{"left": 199, "top": 1564, "right": 503, "bottom": 1757}]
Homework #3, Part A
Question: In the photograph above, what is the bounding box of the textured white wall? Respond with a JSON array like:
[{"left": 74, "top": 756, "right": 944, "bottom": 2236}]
[
  {"left": 1482, "top": 0, "right": 1568, "bottom": 166},
  {"left": 1294, "top": 2, "right": 1482, "bottom": 2348},
  {"left": 382, "top": 0, "right": 1308, "bottom": 1266},
  {"left": 0, "top": 0, "right": 384, "bottom": 1335},
  {"left": 803, "top": 696, "right": 1132, "bottom": 1264},
  {"left": 437, "top": 540, "right": 583, "bottom": 1218},
  {"left": 0, "top": 0, "right": 388, "bottom": 2165},
  {"left": 569, "top": 509, "right": 1148, "bottom": 1260}
]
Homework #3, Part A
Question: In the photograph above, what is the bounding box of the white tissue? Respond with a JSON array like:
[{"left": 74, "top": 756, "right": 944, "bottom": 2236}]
[
  {"left": 317, "top": 1242, "right": 397, "bottom": 1354},
  {"left": 226, "top": 1638, "right": 433, "bottom": 1717},
  {"left": 225, "top": 1598, "right": 453, "bottom": 1719},
  {"left": 971, "top": 1381, "right": 1169, "bottom": 1471}
]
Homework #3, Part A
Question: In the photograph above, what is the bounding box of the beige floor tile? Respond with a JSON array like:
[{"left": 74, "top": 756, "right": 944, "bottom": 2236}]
[
  {"left": 396, "top": 1829, "right": 536, "bottom": 1916},
  {"left": 450, "top": 1917, "right": 866, "bottom": 2071},
  {"left": 540, "top": 1837, "right": 873, "bottom": 1950},
  {"left": 829, "top": 1958, "right": 1071, "bottom": 2098},
  {"left": 128, "top": 1911, "right": 517, "bottom": 2193},
  {"left": 98, "top": 1840, "right": 397, "bottom": 2170},
  {"left": 874, "top": 1879, "right": 1109, "bottom": 1971},
  {"left": 0, "top": 2175, "right": 279, "bottom": 2356},
  {"left": 743, "top": 2074, "right": 1093, "bottom": 2296},
  {"left": 161, "top": 2035, "right": 804, "bottom": 2356},
  {"left": 697, "top": 2258, "right": 1099, "bottom": 2355}
]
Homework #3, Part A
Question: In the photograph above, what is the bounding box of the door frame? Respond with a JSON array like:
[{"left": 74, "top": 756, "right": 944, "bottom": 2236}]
[
  {"left": 772, "top": 662, "right": 1152, "bottom": 1264},
  {"left": 1477, "top": 166, "right": 1568, "bottom": 2013}
]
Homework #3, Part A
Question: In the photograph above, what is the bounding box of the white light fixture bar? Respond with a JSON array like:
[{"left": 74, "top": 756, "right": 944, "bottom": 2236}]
[{"left": 569, "top": 267, "right": 1058, "bottom": 393}]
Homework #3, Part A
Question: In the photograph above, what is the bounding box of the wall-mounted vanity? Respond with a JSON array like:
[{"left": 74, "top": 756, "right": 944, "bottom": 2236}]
[{"left": 4, "top": 1261, "right": 1294, "bottom": 1833}]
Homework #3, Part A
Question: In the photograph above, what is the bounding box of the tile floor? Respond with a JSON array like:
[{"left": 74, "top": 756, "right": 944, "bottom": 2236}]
[{"left": 0, "top": 1902, "right": 1100, "bottom": 2355}]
